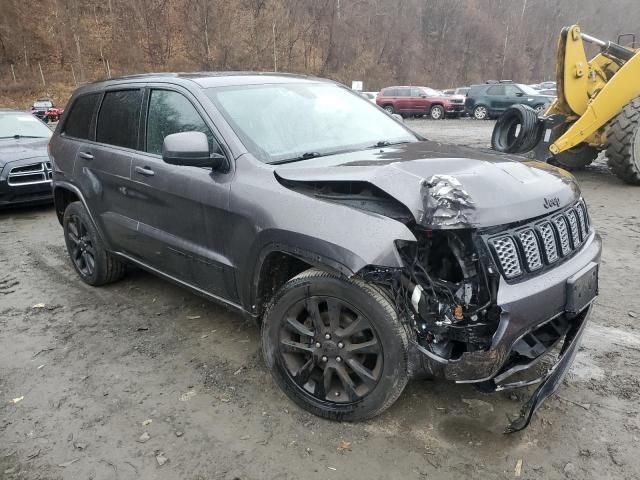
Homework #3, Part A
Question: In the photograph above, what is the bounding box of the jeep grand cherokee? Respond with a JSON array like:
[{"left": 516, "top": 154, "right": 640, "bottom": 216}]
[{"left": 49, "top": 73, "right": 601, "bottom": 431}]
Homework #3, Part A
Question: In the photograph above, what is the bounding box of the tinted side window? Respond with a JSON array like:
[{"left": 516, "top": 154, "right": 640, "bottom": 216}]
[
  {"left": 504, "top": 85, "right": 522, "bottom": 96},
  {"left": 397, "top": 87, "right": 411, "bottom": 97},
  {"left": 63, "top": 93, "right": 101, "bottom": 140},
  {"left": 96, "top": 90, "right": 142, "bottom": 149},
  {"left": 146, "top": 90, "right": 215, "bottom": 155},
  {"left": 410, "top": 88, "right": 422, "bottom": 97},
  {"left": 383, "top": 88, "right": 397, "bottom": 96},
  {"left": 487, "top": 85, "right": 505, "bottom": 96}
]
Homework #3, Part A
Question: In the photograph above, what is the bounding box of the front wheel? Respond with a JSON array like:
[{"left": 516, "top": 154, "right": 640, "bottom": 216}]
[
  {"left": 430, "top": 105, "right": 444, "bottom": 120},
  {"left": 473, "top": 105, "right": 488, "bottom": 120},
  {"left": 261, "top": 269, "right": 409, "bottom": 421}
]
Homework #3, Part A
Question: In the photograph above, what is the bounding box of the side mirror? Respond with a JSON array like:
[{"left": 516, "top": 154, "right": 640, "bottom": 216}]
[
  {"left": 420, "top": 94, "right": 428, "bottom": 98},
  {"left": 515, "top": 92, "right": 524, "bottom": 97},
  {"left": 392, "top": 113, "right": 404, "bottom": 123},
  {"left": 162, "top": 131, "right": 226, "bottom": 169}
]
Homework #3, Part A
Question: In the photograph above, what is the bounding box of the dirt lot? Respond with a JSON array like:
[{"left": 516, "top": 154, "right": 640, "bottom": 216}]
[{"left": 1, "top": 119, "right": 640, "bottom": 480}]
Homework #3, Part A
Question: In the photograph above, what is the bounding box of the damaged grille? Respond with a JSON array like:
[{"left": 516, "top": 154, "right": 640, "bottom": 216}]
[
  {"left": 7, "top": 161, "right": 52, "bottom": 186},
  {"left": 488, "top": 200, "right": 591, "bottom": 280}
]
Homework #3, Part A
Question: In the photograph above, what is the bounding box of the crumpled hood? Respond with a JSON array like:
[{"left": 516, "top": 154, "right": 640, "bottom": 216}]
[
  {"left": 275, "top": 141, "right": 581, "bottom": 229},
  {"left": 0, "top": 138, "right": 50, "bottom": 167}
]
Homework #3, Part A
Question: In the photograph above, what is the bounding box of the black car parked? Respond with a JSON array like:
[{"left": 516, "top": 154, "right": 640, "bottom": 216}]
[
  {"left": 49, "top": 73, "right": 601, "bottom": 431},
  {"left": 465, "top": 82, "right": 555, "bottom": 120},
  {"left": 0, "top": 109, "right": 53, "bottom": 207}
]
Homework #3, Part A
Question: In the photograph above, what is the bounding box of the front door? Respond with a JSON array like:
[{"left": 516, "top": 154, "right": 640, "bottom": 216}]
[{"left": 127, "top": 87, "right": 235, "bottom": 299}]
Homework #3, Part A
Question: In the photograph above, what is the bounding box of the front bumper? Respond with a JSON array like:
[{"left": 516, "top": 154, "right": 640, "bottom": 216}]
[
  {"left": 445, "top": 104, "right": 465, "bottom": 113},
  {"left": 442, "top": 231, "right": 601, "bottom": 383},
  {"left": 410, "top": 231, "right": 601, "bottom": 431}
]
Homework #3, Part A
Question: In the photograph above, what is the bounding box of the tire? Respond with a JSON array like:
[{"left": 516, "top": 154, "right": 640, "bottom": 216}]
[
  {"left": 491, "top": 104, "right": 542, "bottom": 154},
  {"left": 553, "top": 144, "right": 599, "bottom": 170},
  {"left": 533, "top": 104, "right": 546, "bottom": 115},
  {"left": 383, "top": 105, "right": 395, "bottom": 115},
  {"left": 605, "top": 97, "right": 640, "bottom": 185},
  {"left": 63, "top": 201, "right": 126, "bottom": 286},
  {"left": 473, "top": 105, "right": 488, "bottom": 120},
  {"left": 430, "top": 105, "right": 444, "bottom": 120},
  {"left": 261, "top": 268, "right": 409, "bottom": 421}
]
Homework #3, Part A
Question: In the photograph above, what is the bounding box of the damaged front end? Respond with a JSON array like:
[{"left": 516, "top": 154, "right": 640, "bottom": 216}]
[{"left": 362, "top": 219, "right": 597, "bottom": 433}]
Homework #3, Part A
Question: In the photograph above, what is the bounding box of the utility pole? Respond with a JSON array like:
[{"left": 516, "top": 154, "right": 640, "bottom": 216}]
[
  {"left": 38, "top": 62, "right": 46, "bottom": 86},
  {"left": 272, "top": 22, "right": 278, "bottom": 72}
]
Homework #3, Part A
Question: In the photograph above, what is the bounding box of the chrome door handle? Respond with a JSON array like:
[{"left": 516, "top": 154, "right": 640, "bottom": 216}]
[
  {"left": 134, "top": 166, "right": 155, "bottom": 176},
  {"left": 78, "top": 151, "right": 93, "bottom": 160}
]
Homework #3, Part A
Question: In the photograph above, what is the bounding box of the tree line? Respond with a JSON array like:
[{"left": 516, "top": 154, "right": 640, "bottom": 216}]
[{"left": 1, "top": 0, "right": 639, "bottom": 93}]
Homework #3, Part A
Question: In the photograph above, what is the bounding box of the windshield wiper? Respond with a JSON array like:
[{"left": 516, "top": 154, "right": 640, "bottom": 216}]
[
  {"left": 0, "top": 135, "right": 46, "bottom": 139},
  {"left": 368, "top": 140, "right": 411, "bottom": 149},
  {"left": 269, "top": 151, "right": 323, "bottom": 165}
]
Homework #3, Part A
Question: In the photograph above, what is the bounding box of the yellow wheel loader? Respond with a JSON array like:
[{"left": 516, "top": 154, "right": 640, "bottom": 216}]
[{"left": 491, "top": 25, "right": 640, "bottom": 185}]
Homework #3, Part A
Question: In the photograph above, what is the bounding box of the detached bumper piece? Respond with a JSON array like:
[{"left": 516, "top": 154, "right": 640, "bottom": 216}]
[{"left": 502, "top": 308, "right": 590, "bottom": 433}]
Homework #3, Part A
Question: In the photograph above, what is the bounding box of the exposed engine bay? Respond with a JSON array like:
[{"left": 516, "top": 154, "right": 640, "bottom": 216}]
[{"left": 394, "top": 230, "right": 500, "bottom": 367}]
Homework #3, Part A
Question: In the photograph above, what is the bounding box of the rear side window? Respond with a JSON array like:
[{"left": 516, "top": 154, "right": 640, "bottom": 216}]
[
  {"left": 487, "top": 85, "right": 505, "bottom": 96},
  {"left": 64, "top": 93, "right": 101, "bottom": 140},
  {"left": 146, "top": 90, "right": 215, "bottom": 155},
  {"left": 96, "top": 90, "right": 142, "bottom": 149},
  {"left": 383, "top": 88, "right": 398, "bottom": 96},
  {"left": 397, "top": 87, "right": 411, "bottom": 97}
]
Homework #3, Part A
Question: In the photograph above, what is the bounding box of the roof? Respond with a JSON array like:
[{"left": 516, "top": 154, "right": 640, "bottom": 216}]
[{"left": 85, "top": 71, "right": 330, "bottom": 89}]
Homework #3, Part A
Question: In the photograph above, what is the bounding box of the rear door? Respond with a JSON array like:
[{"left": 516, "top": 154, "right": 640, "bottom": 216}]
[
  {"left": 72, "top": 88, "right": 143, "bottom": 251},
  {"left": 485, "top": 85, "right": 506, "bottom": 112},
  {"left": 395, "top": 87, "right": 412, "bottom": 113},
  {"left": 127, "top": 86, "right": 234, "bottom": 298}
]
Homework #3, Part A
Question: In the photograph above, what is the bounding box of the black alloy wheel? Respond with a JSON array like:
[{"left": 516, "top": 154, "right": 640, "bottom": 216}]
[
  {"left": 262, "top": 269, "right": 409, "bottom": 421},
  {"left": 278, "top": 295, "right": 383, "bottom": 404},
  {"left": 66, "top": 213, "right": 96, "bottom": 278},
  {"left": 63, "top": 201, "right": 126, "bottom": 286}
]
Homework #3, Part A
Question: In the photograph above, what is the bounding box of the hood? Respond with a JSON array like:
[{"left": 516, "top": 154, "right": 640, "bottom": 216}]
[
  {"left": 275, "top": 141, "right": 580, "bottom": 229},
  {"left": 0, "top": 138, "right": 50, "bottom": 167}
]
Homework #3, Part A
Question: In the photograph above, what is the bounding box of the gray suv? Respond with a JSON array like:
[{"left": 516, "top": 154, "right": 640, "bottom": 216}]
[{"left": 49, "top": 73, "right": 601, "bottom": 431}]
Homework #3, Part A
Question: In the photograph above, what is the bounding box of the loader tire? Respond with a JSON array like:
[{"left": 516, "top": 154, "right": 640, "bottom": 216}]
[
  {"left": 553, "top": 144, "right": 599, "bottom": 171},
  {"left": 491, "top": 105, "right": 541, "bottom": 154},
  {"left": 605, "top": 98, "right": 640, "bottom": 185}
]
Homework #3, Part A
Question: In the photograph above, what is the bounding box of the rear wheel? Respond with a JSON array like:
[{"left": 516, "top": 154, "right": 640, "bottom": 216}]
[
  {"left": 473, "top": 105, "right": 488, "bottom": 120},
  {"left": 63, "top": 201, "right": 126, "bottom": 286},
  {"left": 261, "top": 269, "right": 409, "bottom": 421},
  {"left": 605, "top": 98, "right": 640, "bottom": 185},
  {"left": 430, "top": 105, "right": 444, "bottom": 120},
  {"left": 383, "top": 105, "right": 395, "bottom": 115}
]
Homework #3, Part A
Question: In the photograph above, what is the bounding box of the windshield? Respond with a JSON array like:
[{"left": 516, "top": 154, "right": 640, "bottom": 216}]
[
  {"left": 0, "top": 112, "right": 53, "bottom": 139},
  {"left": 206, "top": 83, "right": 418, "bottom": 163},
  {"left": 422, "top": 87, "right": 440, "bottom": 96},
  {"left": 518, "top": 84, "right": 541, "bottom": 95}
]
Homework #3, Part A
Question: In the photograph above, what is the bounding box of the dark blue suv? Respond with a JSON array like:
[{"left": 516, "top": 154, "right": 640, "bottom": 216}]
[{"left": 465, "top": 82, "right": 555, "bottom": 119}]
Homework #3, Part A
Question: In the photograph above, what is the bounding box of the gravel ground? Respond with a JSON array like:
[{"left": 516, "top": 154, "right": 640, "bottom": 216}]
[{"left": 1, "top": 119, "right": 640, "bottom": 480}]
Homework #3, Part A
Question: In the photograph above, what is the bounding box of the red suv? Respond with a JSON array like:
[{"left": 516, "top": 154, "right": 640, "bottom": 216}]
[{"left": 376, "top": 86, "right": 465, "bottom": 119}]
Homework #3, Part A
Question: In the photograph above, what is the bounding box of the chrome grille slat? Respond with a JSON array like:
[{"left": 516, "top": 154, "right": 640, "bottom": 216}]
[
  {"left": 566, "top": 209, "right": 581, "bottom": 246},
  {"left": 7, "top": 161, "right": 52, "bottom": 186},
  {"left": 537, "top": 222, "right": 558, "bottom": 263},
  {"left": 518, "top": 229, "right": 542, "bottom": 271},
  {"left": 488, "top": 200, "right": 592, "bottom": 281},
  {"left": 552, "top": 215, "right": 571, "bottom": 256},
  {"left": 491, "top": 236, "right": 522, "bottom": 279}
]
